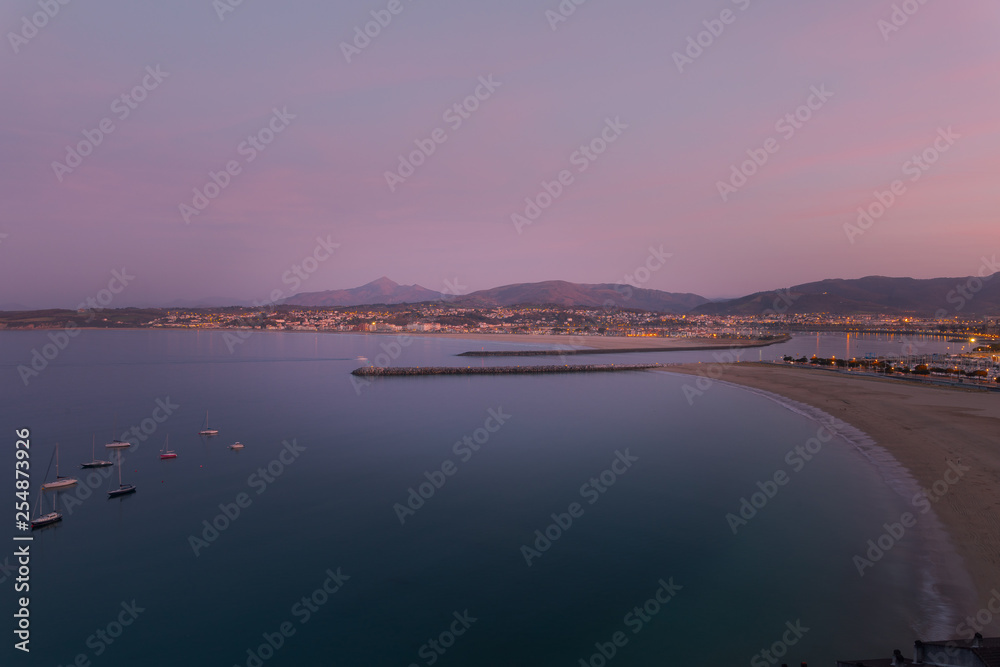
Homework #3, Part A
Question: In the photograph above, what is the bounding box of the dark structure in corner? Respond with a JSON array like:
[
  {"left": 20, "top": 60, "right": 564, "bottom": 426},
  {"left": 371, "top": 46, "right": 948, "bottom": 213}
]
[{"left": 837, "top": 633, "right": 1000, "bottom": 666}]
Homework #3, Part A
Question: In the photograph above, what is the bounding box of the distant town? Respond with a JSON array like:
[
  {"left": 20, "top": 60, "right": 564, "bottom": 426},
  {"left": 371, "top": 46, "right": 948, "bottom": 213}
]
[
  {"left": 2, "top": 301, "right": 997, "bottom": 340},
  {"left": 6, "top": 301, "right": 1000, "bottom": 386}
]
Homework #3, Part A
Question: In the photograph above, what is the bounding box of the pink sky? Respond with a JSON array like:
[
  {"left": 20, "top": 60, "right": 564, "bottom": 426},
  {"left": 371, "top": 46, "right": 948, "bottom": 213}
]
[{"left": 1, "top": 0, "right": 999, "bottom": 307}]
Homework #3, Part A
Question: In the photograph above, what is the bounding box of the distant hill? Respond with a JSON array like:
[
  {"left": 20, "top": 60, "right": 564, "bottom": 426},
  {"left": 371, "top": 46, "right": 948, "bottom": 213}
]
[
  {"left": 691, "top": 274, "right": 1000, "bottom": 316},
  {"left": 284, "top": 277, "right": 445, "bottom": 307},
  {"left": 453, "top": 280, "right": 709, "bottom": 314},
  {"left": 270, "top": 273, "right": 1000, "bottom": 315},
  {"left": 284, "top": 278, "right": 708, "bottom": 312}
]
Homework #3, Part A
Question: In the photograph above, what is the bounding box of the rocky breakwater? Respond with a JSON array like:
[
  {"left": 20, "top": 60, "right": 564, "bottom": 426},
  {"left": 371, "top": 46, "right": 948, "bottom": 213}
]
[{"left": 350, "top": 363, "right": 663, "bottom": 377}]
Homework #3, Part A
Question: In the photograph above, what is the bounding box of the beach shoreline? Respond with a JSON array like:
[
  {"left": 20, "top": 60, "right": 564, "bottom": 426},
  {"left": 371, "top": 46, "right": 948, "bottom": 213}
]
[
  {"left": 2, "top": 327, "right": 788, "bottom": 352},
  {"left": 662, "top": 362, "right": 1000, "bottom": 635},
  {"left": 368, "top": 331, "right": 788, "bottom": 351}
]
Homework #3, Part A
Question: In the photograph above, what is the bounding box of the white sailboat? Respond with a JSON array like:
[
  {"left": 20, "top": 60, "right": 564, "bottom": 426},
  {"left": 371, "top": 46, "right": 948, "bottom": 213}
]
[
  {"left": 81, "top": 434, "right": 113, "bottom": 468},
  {"left": 40, "top": 443, "right": 78, "bottom": 490},
  {"left": 199, "top": 410, "right": 219, "bottom": 436},
  {"left": 32, "top": 449, "right": 63, "bottom": 528},
  {"left": 106, "top": 417, "right": 130, "bottom": 449}
]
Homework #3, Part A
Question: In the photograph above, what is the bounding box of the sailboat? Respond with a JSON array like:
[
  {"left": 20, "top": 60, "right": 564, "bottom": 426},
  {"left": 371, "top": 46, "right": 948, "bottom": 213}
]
[
  {"left": 32, "top": 449, "right": 63, "bottom": 528},
  {"left": 81, "top": 435, "right": 113, "bottom": 468},
  {"left": 199, "top": 410, "right": 219, "bottom": 436},
  {"left": 107, "top": 449, "right": 136, "bottom": 498},
  {"left": 106, "top": 417, "right": 130, "bottom": 449},
  {"left": 228, "top": 442, "right": 244, "bottom": 450},
  {"left": 31, "top": 489, "right": 62, "bottom": 529},
  {"left": 159, "top": 435, "right": 177, "bottom": 460},
  {"left": 40, "top": 443, "right": 78, "bottom": 490}
]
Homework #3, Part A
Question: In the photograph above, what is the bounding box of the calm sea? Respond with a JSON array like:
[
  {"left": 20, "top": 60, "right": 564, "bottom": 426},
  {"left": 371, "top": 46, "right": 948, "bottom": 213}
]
[{"left": 0, "top": 331, "right": 971, "bottom": 666}]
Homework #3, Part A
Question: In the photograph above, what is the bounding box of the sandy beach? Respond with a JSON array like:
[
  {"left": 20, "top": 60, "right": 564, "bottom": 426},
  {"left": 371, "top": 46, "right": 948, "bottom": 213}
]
[
  {"left": 402, "top": 332, "right": 785, "bottom": 351},
  {"left": 663, "top": 362, "right": 1000, "bottom": 626}
]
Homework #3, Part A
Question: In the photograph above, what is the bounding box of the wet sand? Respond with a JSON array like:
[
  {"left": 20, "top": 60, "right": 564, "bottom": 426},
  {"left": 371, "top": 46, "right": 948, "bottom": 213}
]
[
  {"left": 663, "top": 362, "right": 1000, "bottom": 627},
  {"left": 403, "top": 332, "right": 785, "bottom": 351}
]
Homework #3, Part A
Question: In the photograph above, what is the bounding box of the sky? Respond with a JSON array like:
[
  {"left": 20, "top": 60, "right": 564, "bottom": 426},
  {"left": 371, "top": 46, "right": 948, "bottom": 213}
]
[{"left": 1, "top": 0, "right": 999, "bottom": 308}]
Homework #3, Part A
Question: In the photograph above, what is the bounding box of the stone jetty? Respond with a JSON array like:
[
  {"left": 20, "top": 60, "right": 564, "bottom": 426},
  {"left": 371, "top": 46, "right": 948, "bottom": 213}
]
[{"left": 350, "top": 363, "right": 663, "bottom": 377}]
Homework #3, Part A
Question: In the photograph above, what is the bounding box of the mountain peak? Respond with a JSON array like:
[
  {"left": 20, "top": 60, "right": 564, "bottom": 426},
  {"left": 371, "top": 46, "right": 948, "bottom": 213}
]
[
  {"left": 283, "top": 278, "right": 443, "bottom": 307},
  {"left": 367, "top": 276, "right": 398, "bottom": 287}
]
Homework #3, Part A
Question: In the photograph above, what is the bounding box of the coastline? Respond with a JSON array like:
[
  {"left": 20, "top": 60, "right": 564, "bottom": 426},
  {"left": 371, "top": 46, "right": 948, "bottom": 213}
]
[
  {"left": 663, "top": 362, "right": 1000, "bottom": 635},
  {"left": 0, "top": 327, "right": 786, "bottom": 351},
  {"left": 385, "top": 331, "right": 788, "bottom": 351}
]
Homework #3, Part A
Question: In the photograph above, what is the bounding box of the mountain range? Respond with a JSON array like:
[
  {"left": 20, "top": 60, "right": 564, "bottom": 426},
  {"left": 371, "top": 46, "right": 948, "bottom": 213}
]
[
  {"left": 690, "top": 274, "right": 1000, "bottom": 317},
  {"left": 281, "top": 274, "right": 1000, "bottom": 316},
  {"left": 286, "top": 277, "right": 446, "bottom": 307}
]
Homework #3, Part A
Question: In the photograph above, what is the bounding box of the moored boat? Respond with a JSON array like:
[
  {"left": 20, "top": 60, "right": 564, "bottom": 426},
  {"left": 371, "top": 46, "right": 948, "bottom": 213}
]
[
  {"left": 81, "top": 435, "right": 113, "bottom": 468},
  {"left": 160, "top": 435, "right": 177, "bottom": 460},
  {"left": 108, "top": 449, "right": 137, "bottom": 498},
  {"left": 199, "top": 410, "right": 219, "bottom": 436},
  {"left": 31, "top": 477, "right": 63, "bottom": 529},
  {"left": 106, "top": 418, "right": 131, "bottom": 448},
  {"left": 41, "top": 443, "right": 78, "bottom": 490},
  {"left": 31, "top": 511, "right": 62, "bottom": 529}
]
